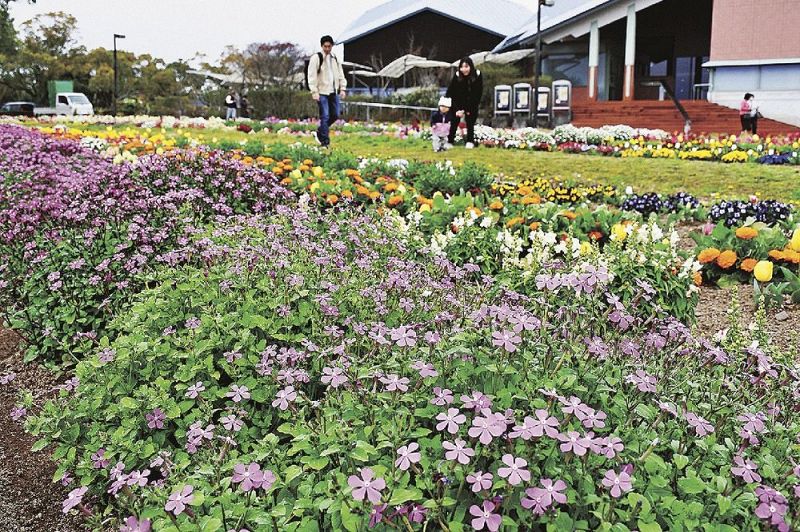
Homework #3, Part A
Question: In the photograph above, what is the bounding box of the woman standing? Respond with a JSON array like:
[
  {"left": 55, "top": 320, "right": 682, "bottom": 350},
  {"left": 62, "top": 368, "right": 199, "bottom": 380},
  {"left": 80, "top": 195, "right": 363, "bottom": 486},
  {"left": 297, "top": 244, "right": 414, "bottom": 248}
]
[
  {"left": 447, "top": 57, "right": 483, "bottom": 149},
  {"left": 739, "top": 93, "right": 754, "bottom": 133}
]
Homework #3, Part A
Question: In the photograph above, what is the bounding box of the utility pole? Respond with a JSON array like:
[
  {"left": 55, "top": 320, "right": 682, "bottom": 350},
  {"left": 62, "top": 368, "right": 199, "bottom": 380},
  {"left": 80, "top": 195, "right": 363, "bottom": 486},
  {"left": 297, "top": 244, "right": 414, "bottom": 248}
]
[
  {"left": 113, "top": 34, "right": 126, "bottom": 116},
  {"left": 533, "top": 0, "right": 554, "bottom": 126}
]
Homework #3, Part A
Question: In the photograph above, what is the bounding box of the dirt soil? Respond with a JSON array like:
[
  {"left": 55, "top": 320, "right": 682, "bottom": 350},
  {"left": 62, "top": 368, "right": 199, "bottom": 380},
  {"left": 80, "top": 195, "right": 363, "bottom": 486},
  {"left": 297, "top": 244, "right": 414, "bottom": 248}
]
[{"left": 0, "top": 328, "right": 82, "bottom": 532}]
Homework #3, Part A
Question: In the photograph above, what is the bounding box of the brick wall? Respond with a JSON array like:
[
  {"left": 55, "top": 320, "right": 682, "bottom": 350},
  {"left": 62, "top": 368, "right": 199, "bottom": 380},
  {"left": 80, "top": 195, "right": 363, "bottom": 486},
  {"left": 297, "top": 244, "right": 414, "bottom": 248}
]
[{"left": 710, "top": 0, "right": 800, "bottom": 61}]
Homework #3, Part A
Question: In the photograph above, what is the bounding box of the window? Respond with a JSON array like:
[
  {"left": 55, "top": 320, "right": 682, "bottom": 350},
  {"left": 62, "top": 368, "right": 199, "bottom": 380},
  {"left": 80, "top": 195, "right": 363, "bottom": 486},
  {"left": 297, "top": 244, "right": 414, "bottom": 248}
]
[
  {"left": 542, "top": 54, "right": 589, "bottom": 86},
  {"left": 57, "top": 95, "right": 68, "bottom": 105},
  {"left": 649, "top": 60, "right": 668, "bottom": 77},
  {"left": 68, "top": 94, "right": 90, "bottom": 105}
]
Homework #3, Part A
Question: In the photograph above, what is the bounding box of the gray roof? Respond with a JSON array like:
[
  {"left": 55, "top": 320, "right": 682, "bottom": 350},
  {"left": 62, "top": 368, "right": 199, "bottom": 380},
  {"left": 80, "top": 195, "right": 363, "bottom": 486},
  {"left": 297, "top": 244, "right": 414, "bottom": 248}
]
[
  {"left": 494, "top": 0, "right": 614, "bottom": 51},
  {"left": 339, "top": 0, "right": 534, "bottom": 43}
]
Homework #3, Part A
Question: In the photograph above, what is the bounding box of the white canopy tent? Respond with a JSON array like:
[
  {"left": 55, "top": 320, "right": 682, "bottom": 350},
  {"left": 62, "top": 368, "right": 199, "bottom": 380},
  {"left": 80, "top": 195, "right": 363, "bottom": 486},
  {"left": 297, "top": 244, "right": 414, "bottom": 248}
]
[
  {"left": 377, "top": 54, "right": 454, "bottom": 79},
  {"left": 451, "top": 49, "right": 538, "bottom": 67}
]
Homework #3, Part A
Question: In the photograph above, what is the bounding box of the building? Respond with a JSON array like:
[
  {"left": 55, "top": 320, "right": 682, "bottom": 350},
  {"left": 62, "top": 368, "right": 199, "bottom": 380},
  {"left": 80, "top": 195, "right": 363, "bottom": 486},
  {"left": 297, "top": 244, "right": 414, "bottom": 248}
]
[
  {"left": 495, "top": 0, "right": 800, "bottom": 128},
  {"left": 339, "top": 0, "right": 533, "bottom": 69}
]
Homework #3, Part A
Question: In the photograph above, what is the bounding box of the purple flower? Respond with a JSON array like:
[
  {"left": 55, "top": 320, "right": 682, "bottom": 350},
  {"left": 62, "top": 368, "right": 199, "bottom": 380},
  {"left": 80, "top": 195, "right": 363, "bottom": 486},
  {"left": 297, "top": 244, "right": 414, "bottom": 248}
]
[
  {"left": 348, "top": 468, "right": 386, "bottom": 504},
  {"left": 91, "top": 449, "right": 110, "bottom": 469},
  {"left": 684, "top": 412, "right": 715, "bottom": 437},
  {"left": 10, "top": 406, "right": 26, "bottom": 421},
  {"left": 390, "top": 326, "right": 417, "bottom": 347},
  {"left": 272, "top": 385, "right": 297, "bottom": 410},
  {"left": 497, "top": 454, "right": 530, "bottom": 486},
  {"left": 145, "top": 408, "right": 165, "bottom": 429},
  {"left": 466, "top": 471, "right": 493, "bottom": 493},
  {"left": 321, "top": 366, "right": 348, "bottom": 388},
  {"left": 184, "top": 317, "right": 201, "bottom": 329},
  {"left": 165, "top": 484, "right": 194, "bottom": 515},
  {"left": 468, "top": 409, "right": 506, "bottom": 445},
  {"left": 598, "top": 436, "right": 625, "bottom": 459},
  {"left": 380, "top": 374, "right": 409, "bottom": 392},
  {"left": 436, "top": 408, "right": 467, "bottom": 434},
  {"left": 126, "top": 469, "right": 150, "bottom": 487},
  {"left": 368, "top": 504, "right": 387, "bottom": 528},
  {"left": 577, "top": 407, "right": 607, "bottom": 429},
  {"left": 491, "top": 329, "right": 522, "bottom": 353},
  {"left": 411, "top": 360, "right": 439, "bottom": 378},
  {"left": 408, "top": 504, "right": 427, "bottom": 524},
  {"left": 227, "top": 384, "right": 251, "bottom": 403},
  {"left": 625, "top": 370, "right": 657, "bottom": 393},
  {"left": 62, "top": 486, "right": 87, "bottom": 513},
  {"left": 601, "top": 469, "right": 633, "bottom": 498},
  {"left": 510, "top": 409, "right": 560, "bottom": 440},
  {"left": 220, "top": 414, "right": 243, "bottom": 432},
  {"left": 185, "top": 382, "right": 205, "bottom": 399},
  {"left": 232, "top": 462, "right": 265, "bottom": 492},
  {"left": 557, "top": 431, "right": 591, "bottom": 456},
  {"left": 521, "top": 487, "right": 549, "bottom": 515},
  {"left": 430, "top": 387, "right": 454, "bottom": 406},
  {"left": 540, "top": 478, "right": 568, "bottom": 504},
  {"left": 424, "top": 331, "right": 441, "bottom": 345},
  {"left": 559, "top": 395, "right": 591, "bottom": 416},
  {"left": 461, "top": 391, "right": 492, "bottom": 411},
  {"left": 442, "top": 439, "right": 475, "bottom": 465},
  {"left": 731, "top": 456, "right": 761, "bottom": 484},
  {"left": 119, "top": 516, "right": 152, "bottom": 532},
  {"left": 469, "top": 500, "right": 502, "bottom": 531},
  {"left": 395, "top": 442, "right": 421, "bottom": 471},
  {"left": 98, "top": 348, "right": 116, "bottom": 363}
]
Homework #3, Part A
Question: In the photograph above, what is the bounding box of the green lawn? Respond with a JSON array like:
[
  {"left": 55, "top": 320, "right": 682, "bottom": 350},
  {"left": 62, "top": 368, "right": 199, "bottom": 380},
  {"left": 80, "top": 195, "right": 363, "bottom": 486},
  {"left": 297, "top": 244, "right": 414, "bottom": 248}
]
[{"left": 64, "top": 124, "right": 800, "bottom": 201}]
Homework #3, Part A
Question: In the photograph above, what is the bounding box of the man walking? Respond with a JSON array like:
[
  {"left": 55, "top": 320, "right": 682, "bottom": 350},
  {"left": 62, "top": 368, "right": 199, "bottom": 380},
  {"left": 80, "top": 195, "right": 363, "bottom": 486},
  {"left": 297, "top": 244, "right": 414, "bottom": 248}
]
[
  {"left": 307, "top": 35, "right": 347, "bottom": 148},
  {"left": 225, "top": 89, "right": 237, "bottom": 120}
]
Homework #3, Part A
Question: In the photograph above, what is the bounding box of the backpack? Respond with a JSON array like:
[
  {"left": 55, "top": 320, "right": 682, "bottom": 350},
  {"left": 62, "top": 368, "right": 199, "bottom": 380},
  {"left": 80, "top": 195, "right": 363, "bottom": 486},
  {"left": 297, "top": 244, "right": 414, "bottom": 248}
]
[{"left": 303, "top": 52, "right": 324, "bottom": 91}]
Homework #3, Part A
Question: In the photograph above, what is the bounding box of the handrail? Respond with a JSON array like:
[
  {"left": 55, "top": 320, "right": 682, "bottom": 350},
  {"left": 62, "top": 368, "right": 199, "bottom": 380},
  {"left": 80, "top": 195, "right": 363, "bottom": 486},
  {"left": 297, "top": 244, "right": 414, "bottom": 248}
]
[
  {"left": 641, "top": 80, "right": 692, "bottom": 133},
  {"left": 340, "top": 100, "right": 437, "bottom": 121}
]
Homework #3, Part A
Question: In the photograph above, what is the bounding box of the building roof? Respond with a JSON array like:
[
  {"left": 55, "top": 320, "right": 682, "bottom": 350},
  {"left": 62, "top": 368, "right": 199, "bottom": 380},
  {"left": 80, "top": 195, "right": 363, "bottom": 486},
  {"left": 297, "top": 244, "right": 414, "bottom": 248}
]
[{"left": 339, "top": 0, "right": 534, "bottom": 44}]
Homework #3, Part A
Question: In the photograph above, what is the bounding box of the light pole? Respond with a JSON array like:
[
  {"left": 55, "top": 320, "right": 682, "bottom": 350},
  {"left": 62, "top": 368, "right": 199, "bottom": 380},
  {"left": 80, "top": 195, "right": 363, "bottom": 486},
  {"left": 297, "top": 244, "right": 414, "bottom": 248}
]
[
  {"left": 533, "top": 0, "right": 554, "bottom": 126},
  {"left": 113, "top": 33, "right": 126, "bottom": 116}
]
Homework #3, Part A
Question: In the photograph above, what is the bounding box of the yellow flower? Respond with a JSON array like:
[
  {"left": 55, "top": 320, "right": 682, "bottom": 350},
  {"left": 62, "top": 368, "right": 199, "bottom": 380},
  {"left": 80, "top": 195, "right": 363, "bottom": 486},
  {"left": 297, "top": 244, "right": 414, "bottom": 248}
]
[
  {"left": 580, "top": 241, "right": 592, "bottom": 256},
  {"left": 611, "top": 223, "right": 627, "bottom": 242},
  {"left": 419, "top": 204, "right": 431, "bottom": 213},
  {"left": 753, "top": 260, "right": 773, "bottom": 282},
  {"left": 290, "top": 169, "right": 302, "bottom": 179},
  {"left": 309, "top": 182, "right": 320, "bottom": 193},
  {"left": 312, "top": 166, "right": 324, "bottom": 178},
  {"left": 789, "top": 228, "right": 800, "bottom": 252}
]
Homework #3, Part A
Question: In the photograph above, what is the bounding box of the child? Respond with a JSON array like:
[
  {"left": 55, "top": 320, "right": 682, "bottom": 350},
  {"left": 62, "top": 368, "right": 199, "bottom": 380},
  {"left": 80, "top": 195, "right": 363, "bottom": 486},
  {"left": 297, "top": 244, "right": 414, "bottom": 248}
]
[{"left": 431, "top": 96, "right": 452, "bottom": 152}]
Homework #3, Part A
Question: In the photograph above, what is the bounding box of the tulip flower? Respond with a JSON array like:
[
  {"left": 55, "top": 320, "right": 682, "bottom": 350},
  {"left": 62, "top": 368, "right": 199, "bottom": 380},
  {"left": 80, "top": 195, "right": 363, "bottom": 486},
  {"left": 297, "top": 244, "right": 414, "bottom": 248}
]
[{"left": 753, "top": 261, "right": 773, "bottom": 283}]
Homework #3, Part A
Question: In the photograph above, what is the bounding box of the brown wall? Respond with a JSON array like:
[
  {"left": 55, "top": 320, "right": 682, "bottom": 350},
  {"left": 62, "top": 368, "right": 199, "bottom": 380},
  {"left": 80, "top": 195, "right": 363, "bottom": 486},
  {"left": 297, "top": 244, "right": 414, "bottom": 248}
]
[
  {"left": 711, "top": 0, "right": 800, "bottom": 61},
  {"left": 344, "top": 11, "right": 504, "bottom": 68}
]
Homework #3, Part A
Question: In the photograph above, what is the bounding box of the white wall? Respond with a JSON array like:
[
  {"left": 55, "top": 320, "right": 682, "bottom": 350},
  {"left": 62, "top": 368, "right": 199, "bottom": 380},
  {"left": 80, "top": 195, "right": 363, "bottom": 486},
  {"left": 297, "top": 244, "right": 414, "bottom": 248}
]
[
  {"left": 708, "top": 64, "right": 800, "bottom": 127},
  {"left": 709, "top": 90, "right": 800, "bottom": 127}
]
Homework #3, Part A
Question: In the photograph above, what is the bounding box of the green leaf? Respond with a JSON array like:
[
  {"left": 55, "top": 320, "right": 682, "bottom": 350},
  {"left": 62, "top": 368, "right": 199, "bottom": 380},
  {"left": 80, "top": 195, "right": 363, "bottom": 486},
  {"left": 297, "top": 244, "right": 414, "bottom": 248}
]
[
  {"left": 716, "top": 494, "right": 732, "bottom": 515},
  {"left": 283, "top": 465, "right": 303, "bottom": 485},
  {"left": 199, "top": 517, "right": 223, "bottom": 531},
  {"left": 303, "top": 456, "right": 329, "bottom": 471},
  {"left": 673, "top": 454, "right": 689, "bottom": 470},
  {"left": 388, "top": 487, "right": 423, "bottom": 505},
  {"left": 30, "top": 438, "right": 49, "bottom": 452},
  {"left": 340, "top": 505, "right": 360, "bottom": 532},
  {"left": 678, "top": 476, "right": 706, "bottom": 495},
  {"left": 637, "top": 521, "right": 662, "bottom": 532}
]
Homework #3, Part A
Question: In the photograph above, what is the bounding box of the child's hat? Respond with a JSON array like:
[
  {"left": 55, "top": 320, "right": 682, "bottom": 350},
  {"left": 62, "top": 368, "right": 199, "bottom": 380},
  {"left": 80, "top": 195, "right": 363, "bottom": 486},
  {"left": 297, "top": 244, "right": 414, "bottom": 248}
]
[{"left": 438, "top": 96, "right": 452, "bottom": 108}]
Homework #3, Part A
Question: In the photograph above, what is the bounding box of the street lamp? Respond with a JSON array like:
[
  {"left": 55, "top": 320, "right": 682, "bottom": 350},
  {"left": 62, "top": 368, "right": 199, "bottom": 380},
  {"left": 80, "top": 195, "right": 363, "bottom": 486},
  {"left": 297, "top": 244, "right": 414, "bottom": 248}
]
[
  {"left": 533, "top": 0, "right": 554, "bottom": 126},
  {"left": 113, "top": 33, "right": 126, "bottom": 117}
]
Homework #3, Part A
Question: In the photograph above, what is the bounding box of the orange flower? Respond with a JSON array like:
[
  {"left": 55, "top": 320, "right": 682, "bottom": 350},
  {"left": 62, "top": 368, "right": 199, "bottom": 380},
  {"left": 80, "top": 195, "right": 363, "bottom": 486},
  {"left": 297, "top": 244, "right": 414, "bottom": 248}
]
[
  {"left": 368, "top": 191, "right": 381, "bottom": 201},
  {"left": 506, "top": 217, "right": 525, "bottom": 229},
  {"left": 516, "top": 185, "right": 533, "bottom": 196},
  {"left": 355, "top": 185, "right": 370, "bottom": 196},
  {"left": 489, "top": 200, "right": 504, "bottom": 211},
  {"left": 466, "top": 206, "right": 483, "bottom": 217},
  {"left": 529, "top": 221, "right": 541, "bottom": 231},
  {"left": 387, "top": 195, "right": 404, "bottom": 207},
  {"left": 302, "top": 159, "right": 314, "bottom": 166},
  {"left": 716, "top": 250, "right": 737, "bottom": 269},
  {"left": 417, "top": 195, "right": 433, "bottom": 206},
  {"left": 341, "top": 190, "right": 353, "bottom": 199},
  {"left": 384, "top": 182, "right": 399, "bottom": 193},
  {"left": 693, "top": 271, "right": 703, "bottom": 286},
  {"left": 521, "top": 194, "right": 542, "bottom": 205},
  {"left": 271, "top": 167, "right": 283, "bottom": 175},
  {"left": 768, "top": 249, "right": 785, "bottom": 261},
  {"left": 697, "top": 248, "right": 721, "bottom": 264},
  {"left": 740, "top": 258, "right": 758, "bottom": 272},
  {"left": 783, "top": 248, "right": 800, "bottom": 264},
  {"left": 279, "top": 177, "right": 293, "bottom": 186},
  {"left": 735, "top": 227, "right": 759, "bottom": 239},
  {"left": 326, "top": 194, "right": 339, "bottom": 205},
  {"left": 561, "top": 211, "right": 578, "bottom": 220}
]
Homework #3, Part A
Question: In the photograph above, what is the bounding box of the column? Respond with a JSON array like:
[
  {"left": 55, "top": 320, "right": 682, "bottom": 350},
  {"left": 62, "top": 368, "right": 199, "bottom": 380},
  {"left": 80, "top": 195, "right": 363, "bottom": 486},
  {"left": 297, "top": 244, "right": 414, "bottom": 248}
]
[
  {"left": 623, "top": 3, "right": 636, "bottom": 101},
  {"left": 588, "top": 20, "right": 600, "bottom": 101}
]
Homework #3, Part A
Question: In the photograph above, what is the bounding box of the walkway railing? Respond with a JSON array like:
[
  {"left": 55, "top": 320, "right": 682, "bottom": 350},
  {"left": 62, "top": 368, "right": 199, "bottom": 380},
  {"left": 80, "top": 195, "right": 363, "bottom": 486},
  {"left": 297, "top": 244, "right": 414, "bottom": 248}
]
[
  {"left": 340, "top": 101, "right": 436, "bottom": 121},
  {"left": 642, "top": 80, "right": 692, "bottom": 133}
]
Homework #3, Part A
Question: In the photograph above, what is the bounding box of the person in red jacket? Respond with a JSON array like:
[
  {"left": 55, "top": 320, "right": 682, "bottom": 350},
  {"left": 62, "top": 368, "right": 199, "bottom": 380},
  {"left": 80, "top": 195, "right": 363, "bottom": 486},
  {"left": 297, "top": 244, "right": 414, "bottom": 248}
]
[{"left": 446, "top": 57, "right": 483, "bottom": 149}]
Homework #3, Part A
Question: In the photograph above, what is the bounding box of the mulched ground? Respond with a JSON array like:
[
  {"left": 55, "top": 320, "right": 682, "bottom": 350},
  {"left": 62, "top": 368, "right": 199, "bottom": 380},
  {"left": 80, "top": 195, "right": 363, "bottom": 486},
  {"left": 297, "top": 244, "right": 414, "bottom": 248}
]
[{"left": 0, "top": 328, "right": 82, "bottom": 532}]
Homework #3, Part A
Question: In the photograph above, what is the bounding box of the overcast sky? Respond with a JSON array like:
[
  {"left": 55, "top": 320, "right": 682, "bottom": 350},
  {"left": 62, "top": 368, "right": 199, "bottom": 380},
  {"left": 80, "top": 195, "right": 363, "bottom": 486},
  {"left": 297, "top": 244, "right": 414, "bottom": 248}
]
[{"left": 9, "top": 0, "right": 533, "bottom": 64}]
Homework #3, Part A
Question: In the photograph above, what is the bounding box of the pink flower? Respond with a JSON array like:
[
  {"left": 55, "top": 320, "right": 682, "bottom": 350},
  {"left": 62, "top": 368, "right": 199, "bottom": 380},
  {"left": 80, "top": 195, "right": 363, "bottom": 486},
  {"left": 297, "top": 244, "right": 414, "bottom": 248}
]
[
  {"left": 461, "top": 391, "right": 492, "bottom": 411},
  {"left": 164, "top": 485, "right": 194, "bottom": 515},
  {"left": 119, "top": 516, "right": 152, "bottom": 532},
  {"left": 145, "top": 408, "right": 165, "bottom": 429},
  {"left": 411, "top": 360, "right": 438, "bottom": 378},
  {"left": 731, "top": 456, "right": 761, "bottom": 484},
  {"left": 510, "top": 409, "right": 560, "bottom": 439},
  {"left": 469, "top": 500, "right": 502, "bottom": 531},
  {"left": 348, "top": 468, "right": 386, "bottom": 504},
  {"left": 232, "top": 462, "right": 265, "bottom": 492},
  {"left": 557, "top": 431, "right": 591, "bottom": 456},
  {"left": 685, "top": 412, "right": 715, "bottom": 437},
  {"left": 468, "top": 409, "right": 506, "bottom": 445},
  {"left": 442, "top": 439, "right": 474, "bottom": 465},
  {"left": 491, "top": 329, "right": 522, "bottom": 353},
  {"left": 601, "top": 469, "right": 633, "bottom": 498},
  {"left": 390, "top": 326, "right": 417, "bottom": 347},
  {"left": 430, "top": 387, "right": 454, "bottom": 406},
  {"left": 227, "top": 384, "right": 251, "bottom": 403},
  {"left": 436, "top": 408, "right": 466, "bottom": 434},
  {"left": 497, "top": 454, "right": 530, "bottom": 486},
  {"left": 185, "top": 381, "right": 205, "bottom": 399},
  {"left": 395, "top": 443, "right": 421, "bottom": 471},
  {"left": 466, "top": 471, "right": 493, "bottom": 493},
  {"left": 380, "top": 374, "right": 409, "bottom": 392},
  {"left": 272, "top": 385, "right": 297, "bottom": 410},
  {"left": 62, "top": 486, "right": 87, "bottom": 513},
  {"left": 321, "top": 366, "right": 347, "bottom": 388}
]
